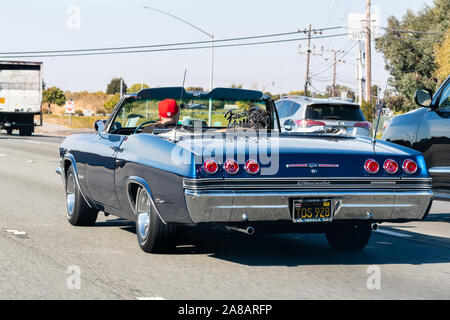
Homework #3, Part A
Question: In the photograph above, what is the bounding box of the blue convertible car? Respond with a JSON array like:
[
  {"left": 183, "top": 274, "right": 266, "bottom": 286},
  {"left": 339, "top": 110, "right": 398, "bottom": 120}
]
[{"left": 57, "top": 87, "right": 433, "bottom": 253}]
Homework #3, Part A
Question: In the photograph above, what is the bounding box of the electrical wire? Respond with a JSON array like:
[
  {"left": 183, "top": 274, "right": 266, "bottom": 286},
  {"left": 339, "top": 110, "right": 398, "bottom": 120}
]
[
  {"left": 0, "top": 33, "right": 349, "bottom": 59},
  {"left": 377, "top": 26, "right": 444, "bottom": 35},
  {"left": 309, "top": 40, "right": 356, "bottom": 77},
  {"left": 0, "top": 27, "right": 343, "bottom": 56}
]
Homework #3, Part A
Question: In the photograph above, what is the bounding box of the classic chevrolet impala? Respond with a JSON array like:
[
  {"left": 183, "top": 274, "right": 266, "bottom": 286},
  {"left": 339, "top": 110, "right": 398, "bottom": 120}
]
[{"left": 56, "top": 87, "right": 433, "bottom": 253}]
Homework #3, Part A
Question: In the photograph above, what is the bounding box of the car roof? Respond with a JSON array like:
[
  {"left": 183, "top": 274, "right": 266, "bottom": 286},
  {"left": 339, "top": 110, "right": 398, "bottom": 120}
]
[{"left": 277, "top": 96, "right": 359, "bottom": 107}]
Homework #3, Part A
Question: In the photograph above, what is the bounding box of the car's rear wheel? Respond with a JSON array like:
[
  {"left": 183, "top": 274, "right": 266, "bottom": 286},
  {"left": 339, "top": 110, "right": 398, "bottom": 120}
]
[
  {"left": 325, "top": 222, "right": 372, "bottom": 251},
  {"left": 135, "top": 187, "right": 176, "bottom": 253},
  {"left": 65, "top": 165, "right": 98, "bottom": 226}
]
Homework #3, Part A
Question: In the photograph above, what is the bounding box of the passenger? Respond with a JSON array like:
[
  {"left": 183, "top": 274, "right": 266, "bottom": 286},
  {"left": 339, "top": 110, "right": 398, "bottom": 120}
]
[{"left": 142, "top": 99, "right": 179, "bottom": 134}]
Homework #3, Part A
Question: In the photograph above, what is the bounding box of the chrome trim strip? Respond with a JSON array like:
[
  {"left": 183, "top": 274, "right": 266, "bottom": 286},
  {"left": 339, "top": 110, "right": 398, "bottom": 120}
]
[
  {"left": 184, "top": 189, "right": 431, "bottom": 197},
  {"left": 56, "top": 166, "right": 62, "bottom": 176},
  {"left": 341, "top": 204, "right": 413, "bottom": 208},
  {"left": 63, "top": 154, "right": 94, "bottom": 209},
  {"left": 286, "top": 164, "right": 308, "bottom": 168},
  {"left": 286, "top": 164, "right": 340, "bottom": 168},
  {"left": 126, "top": 176, "right": 167, "bottom": 224},
  {"left": 214, "top": 205, "right": 289, "bottom": 209},
  {"left": 183, "top": 177, "right": 432, "bottom": 190},
  {"left": 433, "top": 192, "right": 450, "bottom": 200},
  {"left": 429, "top": 167, "right": 450, "bottom": 174},
  {"left": 186, "top": 185, "right": 431, "bottom": 190},
  {"left": 184, "top": 177, "right": 432, "bottom": 182}
]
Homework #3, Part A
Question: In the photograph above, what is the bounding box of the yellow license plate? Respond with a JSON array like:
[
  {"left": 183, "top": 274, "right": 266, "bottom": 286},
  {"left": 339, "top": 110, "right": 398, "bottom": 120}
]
[{"left": 292, "top": 199, "right": 333, "bottom": 223}]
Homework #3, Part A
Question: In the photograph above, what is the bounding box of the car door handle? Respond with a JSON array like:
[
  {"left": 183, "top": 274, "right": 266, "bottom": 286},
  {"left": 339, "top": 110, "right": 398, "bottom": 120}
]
[{"left": 115, "top": 158, "right": 126, "bottom": 168}]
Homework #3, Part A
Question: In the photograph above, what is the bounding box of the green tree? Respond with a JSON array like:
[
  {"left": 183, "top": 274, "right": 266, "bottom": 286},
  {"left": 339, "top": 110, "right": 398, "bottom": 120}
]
[
  {"left": 106, "top": 78, "right": 127, "bottom": 95},
  {"left": 42, "top": 87, "right": 66, "bottom": 114},
  {"left": 127, "top": 83, "right": 149, "bottom": 94},
  {"left": 104, "top": 93, "right": 120, "bottom": 113},
  {"left": 186, "top": 86, "right": 204, "bottom": 92},
  {"left": 375, "top": 0, "right": 450, "bottom": 112},
  {"left": 434, "top": 29, "right": 450, "bottom": 81},
  {"left": 361, "top": 100, "right": 374, "bottom": 123}
]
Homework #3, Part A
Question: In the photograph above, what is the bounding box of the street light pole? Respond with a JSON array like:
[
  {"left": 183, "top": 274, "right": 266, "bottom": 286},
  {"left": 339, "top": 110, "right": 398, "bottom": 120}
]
[
  {"left": 142, "top": 6, "right": 215, "bottom": 125},
  {"left": 141, "top": 59, "right": 151, "bottom": 90}
]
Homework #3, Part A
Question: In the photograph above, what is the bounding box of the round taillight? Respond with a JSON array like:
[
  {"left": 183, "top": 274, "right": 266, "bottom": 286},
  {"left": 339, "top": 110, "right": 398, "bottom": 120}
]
[
  {"left": 224, "top": 160, "right": 239, "bottom": 175},
  {"left": 203, "top": 159, "right": 218, "bottom": 175},
  {"left": 402, "top": 159, "right": 418, "bottom": 174},
  {"left": 245, "top": 160, "right": 260, "bottom": 175},
  {"left": 383, "top": 159, "right": 399, "bottom": 174},
  {"left": 364, "top": 159, "right": 380, "bottom": 174}
]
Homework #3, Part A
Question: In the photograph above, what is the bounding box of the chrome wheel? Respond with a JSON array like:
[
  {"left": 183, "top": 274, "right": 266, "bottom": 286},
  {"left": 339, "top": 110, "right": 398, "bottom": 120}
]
[
  {"left": 66, "top": 171, "right": 76, "bottom": 219},
  {"left": 136, "top": 189, "right": 151, "bottom": 241}
]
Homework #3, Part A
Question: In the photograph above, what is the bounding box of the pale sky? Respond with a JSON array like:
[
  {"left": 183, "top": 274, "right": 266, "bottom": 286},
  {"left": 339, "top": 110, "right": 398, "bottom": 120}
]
[{"left": 0, "top": 0, "right": 435, "bottom": 94}]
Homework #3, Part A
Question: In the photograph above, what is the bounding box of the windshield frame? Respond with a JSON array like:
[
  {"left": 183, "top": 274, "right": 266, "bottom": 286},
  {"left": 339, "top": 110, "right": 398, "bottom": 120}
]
[{"left": 104, "top": 90, "right": 280, "bottom": 135}]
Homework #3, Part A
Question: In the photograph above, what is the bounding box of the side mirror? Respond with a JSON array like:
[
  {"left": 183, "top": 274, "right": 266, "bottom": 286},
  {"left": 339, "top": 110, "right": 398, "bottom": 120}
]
[
  {"left": 95, "top": 120, "right": 106, "bottom": 132},
  {"left": 283, "top": 120, "right": 294, "bottom": 132},
  {"left": 414, "top": 89, "right": 433, "bottom": 108}
]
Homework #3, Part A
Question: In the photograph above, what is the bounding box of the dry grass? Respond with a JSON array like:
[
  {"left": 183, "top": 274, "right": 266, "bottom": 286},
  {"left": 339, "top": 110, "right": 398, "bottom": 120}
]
[{"left": 43, "top": 114, "right": 108, "bottom": 129}]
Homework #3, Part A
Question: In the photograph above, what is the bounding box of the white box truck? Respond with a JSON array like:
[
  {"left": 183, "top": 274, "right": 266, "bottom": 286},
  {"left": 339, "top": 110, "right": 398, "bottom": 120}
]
[{"left": 0, "top": 61, "right": 43, "bottom": 136}]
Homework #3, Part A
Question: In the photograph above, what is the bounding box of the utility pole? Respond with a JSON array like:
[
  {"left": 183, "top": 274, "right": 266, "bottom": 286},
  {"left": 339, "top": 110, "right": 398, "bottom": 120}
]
[
  {"left": 332, "top": 51, "right": 337, "bottom": 97},
  {"left": 304, "top": 24, "right": 312, "bottom": 97},
  {"left": 329, "top": 50, "right": 345, "bottom": 97},
  {"left": 365, "top": 0, "right": 372, "bottom": 103},
  {"left": 298, "top": 25, "right": 324, "bottom": 97},
  {"left": 356, "top": 41, "right": 365, "bottom": 105}
]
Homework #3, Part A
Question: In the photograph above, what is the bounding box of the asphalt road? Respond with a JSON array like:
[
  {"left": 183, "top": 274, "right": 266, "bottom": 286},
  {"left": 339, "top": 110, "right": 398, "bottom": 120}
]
[{"left": 0, "top": 133, "right": 449, "bottom": 300}]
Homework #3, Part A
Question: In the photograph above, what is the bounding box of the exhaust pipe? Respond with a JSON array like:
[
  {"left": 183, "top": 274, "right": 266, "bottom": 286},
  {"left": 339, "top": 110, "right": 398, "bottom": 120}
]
[{"left": 226, "top": 226, "right": 255, "bottom": 235}]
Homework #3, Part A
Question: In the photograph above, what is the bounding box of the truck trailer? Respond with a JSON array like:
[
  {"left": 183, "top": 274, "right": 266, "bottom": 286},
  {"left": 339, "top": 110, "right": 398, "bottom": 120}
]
[{"left": 0, "top": 61, "right": 43, "bottom": 136}]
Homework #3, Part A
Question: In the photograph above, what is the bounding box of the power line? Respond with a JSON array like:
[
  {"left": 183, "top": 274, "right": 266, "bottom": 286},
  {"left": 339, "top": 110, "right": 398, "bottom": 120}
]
[
  {"left": 379, "top": 34, "right": 443, "bottom": 42},
  {"left": 0, "top": 27, "right": 343, "bottom": 56},
  {"left": 309, "top": 41, "right": 356, "bottom": 77},
  {"left": 377, "top": 26, "right": 444, "bottom": 35},
  {"left": 0, "top": 33, "right": 349, "bottom": 59}
]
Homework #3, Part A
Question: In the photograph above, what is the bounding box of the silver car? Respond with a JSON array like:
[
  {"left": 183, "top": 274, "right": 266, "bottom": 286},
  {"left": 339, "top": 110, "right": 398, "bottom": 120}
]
[{"left": 275, "top": 96, "right": 372, "bottom": 137}]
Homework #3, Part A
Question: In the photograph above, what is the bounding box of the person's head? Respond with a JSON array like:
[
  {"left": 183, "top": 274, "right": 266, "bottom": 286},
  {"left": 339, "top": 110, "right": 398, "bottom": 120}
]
[{"left": 158, "top": 99, "right": 179, "bottom": 122}]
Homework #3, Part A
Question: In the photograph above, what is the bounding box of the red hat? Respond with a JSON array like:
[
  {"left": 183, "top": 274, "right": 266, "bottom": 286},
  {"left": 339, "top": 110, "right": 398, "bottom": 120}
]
[{"left": 159, "top": 99, "right": 179, "bottom": 118}]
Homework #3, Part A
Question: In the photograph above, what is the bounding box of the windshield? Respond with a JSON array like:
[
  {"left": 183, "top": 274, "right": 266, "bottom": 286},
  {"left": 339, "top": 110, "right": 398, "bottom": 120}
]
[
  {"left": 305, "top": 104, "right": 365, "bottom": 121},
  {"left": 110, "top": 96, "right": 273, "bottom": 135}
]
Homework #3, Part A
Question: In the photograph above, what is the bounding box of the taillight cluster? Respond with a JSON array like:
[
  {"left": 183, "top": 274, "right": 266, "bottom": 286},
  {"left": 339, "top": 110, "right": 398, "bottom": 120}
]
[
  {"left": 354, "top": 122, "right": 372, "bottom": 129},
  {"left": 202, "top": 159, "right": 260, "bottom": 175},
  {"left": 295, "top": 119, "right": 326, "bottom": 128},
  {"left": 364, "top": 159, "right": 418, "bottom": 175}
]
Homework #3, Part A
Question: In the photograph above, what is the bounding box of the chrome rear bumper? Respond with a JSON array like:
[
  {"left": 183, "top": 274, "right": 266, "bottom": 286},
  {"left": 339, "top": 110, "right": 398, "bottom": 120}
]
[{"left": 184, "top": 189, "right": 433, "bottom": 223}]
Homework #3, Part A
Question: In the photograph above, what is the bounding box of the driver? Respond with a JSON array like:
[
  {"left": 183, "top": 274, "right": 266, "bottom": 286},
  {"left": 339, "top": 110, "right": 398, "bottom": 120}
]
[{"left": 142, "top": 99, "right": 179, "bottom": 134}]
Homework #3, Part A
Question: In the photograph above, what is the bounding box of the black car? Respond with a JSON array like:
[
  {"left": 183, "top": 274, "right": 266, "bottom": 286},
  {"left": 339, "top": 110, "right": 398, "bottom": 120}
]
[{"left": 382, "top": 76, "right": 450, "bottom": 201}]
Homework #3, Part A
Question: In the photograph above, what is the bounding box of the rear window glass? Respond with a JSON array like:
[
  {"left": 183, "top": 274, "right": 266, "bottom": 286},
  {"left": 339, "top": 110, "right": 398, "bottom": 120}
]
[{"left": 305, "top": 104, "right": 365, "bottom": 121}]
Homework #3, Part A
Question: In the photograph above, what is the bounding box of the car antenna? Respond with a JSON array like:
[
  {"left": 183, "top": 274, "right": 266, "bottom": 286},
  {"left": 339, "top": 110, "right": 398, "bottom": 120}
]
[
  {"left": 372, "top": 78, "right": 390, "bottom": 146},
  {"left": 173, "top": 68, "right": 187, "bottom": 141}
]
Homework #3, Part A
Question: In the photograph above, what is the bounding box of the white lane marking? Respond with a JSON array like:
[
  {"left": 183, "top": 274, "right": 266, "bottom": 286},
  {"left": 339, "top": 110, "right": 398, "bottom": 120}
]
[
  {"left": 26, "top": 160, "right": 35, "bottom": 163},
  {"left": 375, "top": 229, "right": 413, "bottom": 238},
  {"left": 25, "top": 140, "right": 42, "bottom": 144},
  {"left": 136, "top": 297, "right": 166, "bottom": 300},
  {"left": 5, "top": 230, "right": 27, "bottom": 236},
  {"left": 0, "top": 154, "right": 5, "bottom": 157}
]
